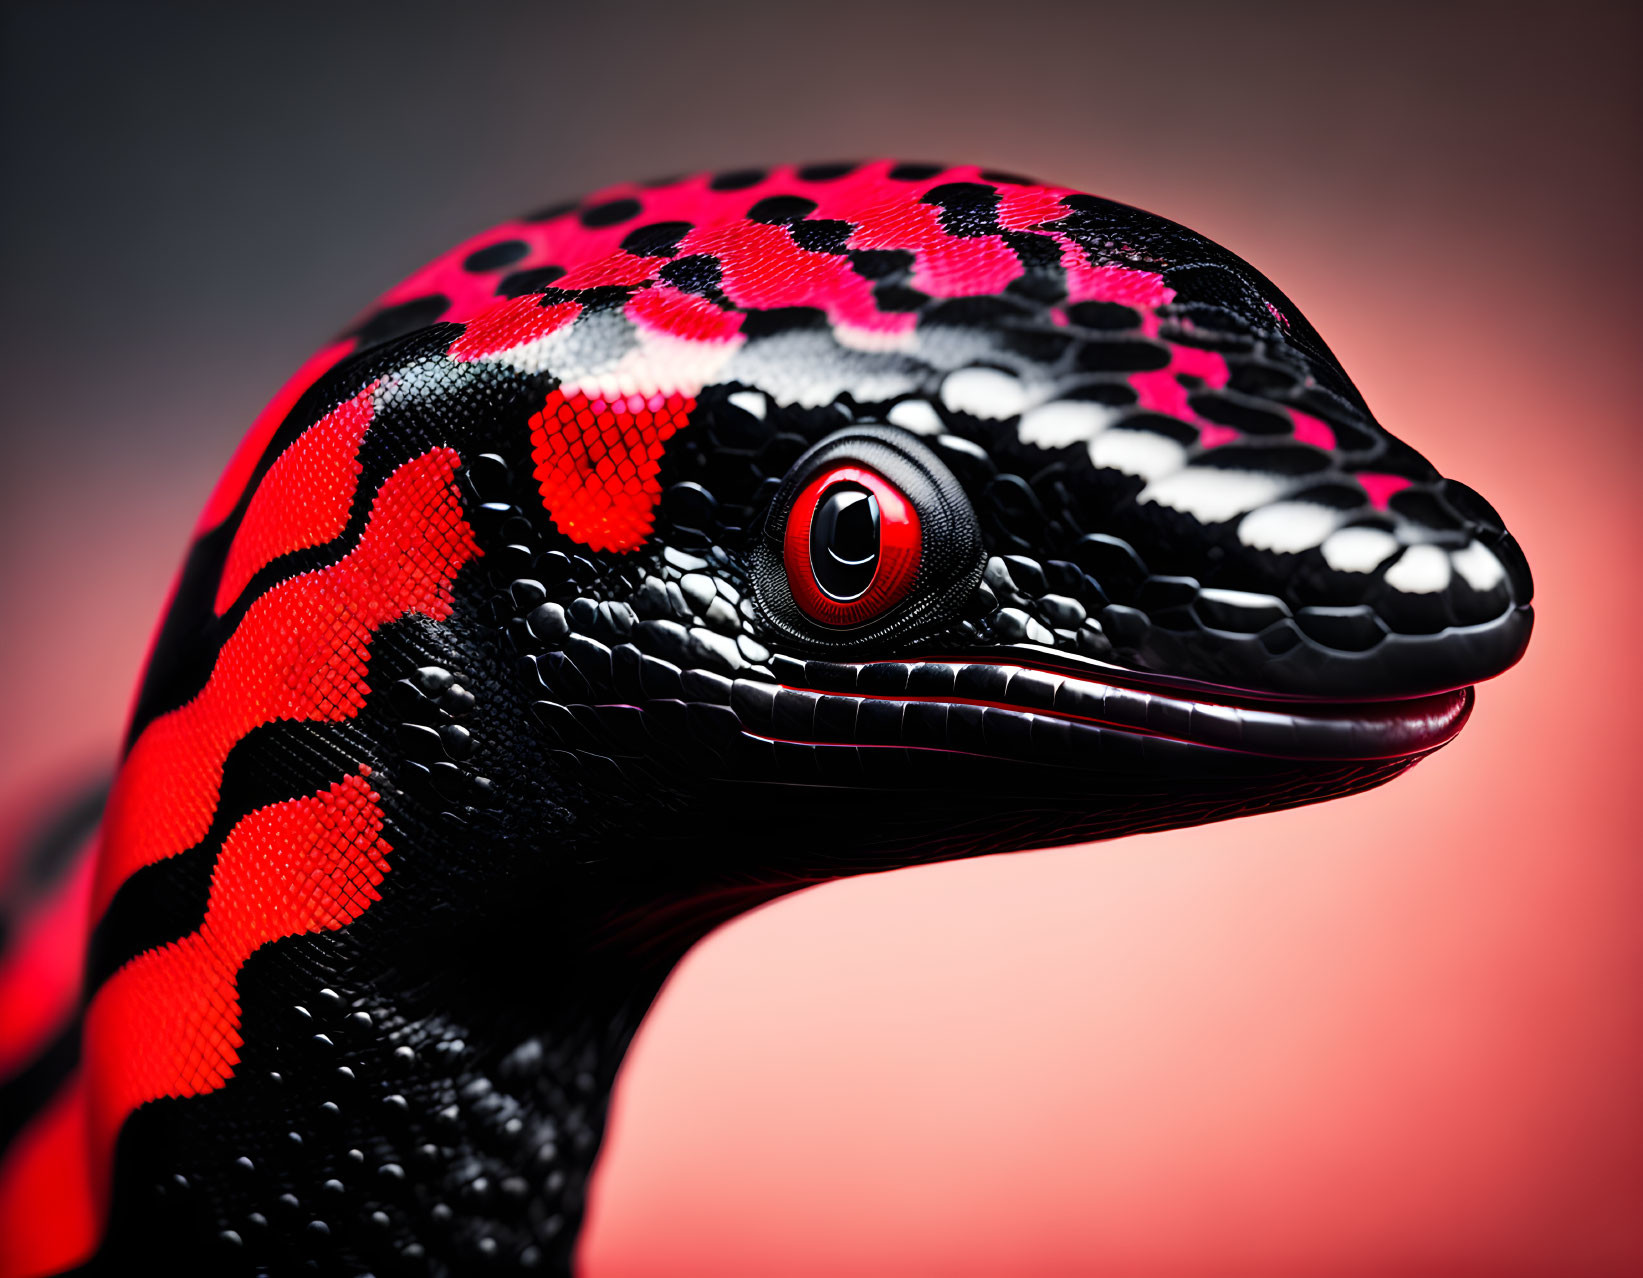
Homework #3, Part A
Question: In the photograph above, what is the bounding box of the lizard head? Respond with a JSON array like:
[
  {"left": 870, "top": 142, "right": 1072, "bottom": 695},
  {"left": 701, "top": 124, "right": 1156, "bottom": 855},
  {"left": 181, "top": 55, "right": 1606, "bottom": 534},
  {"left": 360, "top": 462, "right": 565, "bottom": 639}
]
[
  {"left": 66, "top": 161, "right": 1535, "bottom": 1277},
  {"left": 342, "top": 163, "right": 1530, "bottom": 896},
  {"left": 123, "top": 163, "right": 1533, "bottom": 943}
]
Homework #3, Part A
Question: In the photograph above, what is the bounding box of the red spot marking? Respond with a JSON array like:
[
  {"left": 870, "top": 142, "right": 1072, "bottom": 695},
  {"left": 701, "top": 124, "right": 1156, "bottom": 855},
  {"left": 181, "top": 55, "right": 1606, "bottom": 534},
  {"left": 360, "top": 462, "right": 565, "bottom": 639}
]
[
  {"left": 213, "top": 384, "right": 375, "bottom": 614},
  {"left": 195, "top": 340, "right": 355, "bottom": 535},
  {"left": 93, "top": 448, "right": 479, "bottom": 920},
  {"left": 843, "top": 195, "right": 1021, "bottom": 300},
  {"left": 551, "top": 252, "right": 668, "bottom": 290},
  {"left": 1131, "top": 371, "right": 1189, "bottom": 418},
  {"left": 1358, "top": 472, "right": 1412, "bottom": 510},
  {"left": 994, "top": 184, "right": 1174, "bottom": 308},
  {"left": 993, "top": 184, "right": 1073, "bottom": 231},
  {"left": 627, "top": 285, "right": 745, "bottom": 344},
  {"left": 1132, "top": 343, "right": 1230, "bottom": 422},
  {"left": 1171, "top": 344, "right": 1229, "bottom": 386},
  {"left": 529, "top": 389, "right": 695, "bottom": 553},
  {"left": 0, "top": 1076, "right": 96, "bottom": 1278},
  {"left": 0, "top": 835, "right": 94, "bottom": 1084},
  {"left": 1197, "top": 424, "right": 1240, "bottom": 448},
  {"left": 448, "top": 296, "right": 581, "bottom": 362},
  {"left": 1290, "top": 410, "right": 1338, "bottom": 452},
  {"left": 681, "top": 219, "right": 912, "bottom": 337},
  {"left": 1063, "top": 261, "right": 1175, "bottom": 309},
  {"left": 0, "top": 773, "right": 391, "bottom": 1278}
]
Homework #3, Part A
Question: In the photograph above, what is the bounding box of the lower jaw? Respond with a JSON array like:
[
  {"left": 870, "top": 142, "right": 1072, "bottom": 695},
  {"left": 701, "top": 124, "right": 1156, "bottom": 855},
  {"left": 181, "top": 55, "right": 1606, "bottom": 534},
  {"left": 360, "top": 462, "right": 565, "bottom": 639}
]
[{"left": 679, "top": 749, "right": 1427, "bottom": 876}]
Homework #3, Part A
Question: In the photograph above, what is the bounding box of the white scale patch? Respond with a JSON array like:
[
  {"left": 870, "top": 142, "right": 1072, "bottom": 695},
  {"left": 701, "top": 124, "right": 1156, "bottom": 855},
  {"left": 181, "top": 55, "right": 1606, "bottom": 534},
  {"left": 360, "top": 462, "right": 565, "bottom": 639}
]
[
  {"left": 1017, "top": 400, "right": 1119, "bottom": 449},
  {"left": 491, "top": 310, "right": 933, "bottom": 411},
  {"left": 1237, "top": 502, "right": 1341, "bottom": 553},
  {"left": 566, "top": 333, "right": 740, "bottom": 401},
  {"left": 1450, "top": 540, "right": 1506, "bottom": 592},
  {"left": 1321, "top": 526, "right": 1399, "bottom": 573},
  {"left": 1088, "top": 430, "right": 1185, "bottom": 481},
  {"left": 886, "top": 398, "right": 945, "bottom": 435},
  {"left": 941, "top": 366, "right": 1027, "bottom": 420},
  {"left": 1383, "top": 543, "right": 1452, "bottom": 594},
  {"left": 1140, "top": 468, "right": 1284, "bottom": 524},
  {"left": 834, "top": 324, "right": 919, "bottom": 354}
]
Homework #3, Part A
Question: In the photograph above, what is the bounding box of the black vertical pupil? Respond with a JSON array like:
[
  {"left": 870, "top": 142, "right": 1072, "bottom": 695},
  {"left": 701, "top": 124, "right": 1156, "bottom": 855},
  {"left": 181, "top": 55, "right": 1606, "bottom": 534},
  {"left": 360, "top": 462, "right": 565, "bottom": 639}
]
[{"left": 810, "top": 483, "right": 881, "bottom": 601}]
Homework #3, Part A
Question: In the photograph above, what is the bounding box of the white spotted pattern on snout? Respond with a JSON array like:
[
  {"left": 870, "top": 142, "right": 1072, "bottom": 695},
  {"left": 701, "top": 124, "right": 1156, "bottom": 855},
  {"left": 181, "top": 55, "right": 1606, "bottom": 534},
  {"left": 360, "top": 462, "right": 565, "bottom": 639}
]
[
  {"left": 1017, "top": 400, "right": 1120, "bottom": 449},
  {"left": 1140, "top": 468, "right": 1285, "bottom": 524},
  {"left": 1384, "top": 543, "right": 1452, "bottom": 594},
  {"left": 886, "top": 398, "right": 945, "bottom": 435},
  {"left": 1321, "top": 526, "right": 1400, "bottom": 573},
  {"left": 1088, "top": 430, "right": 1186, "bottom": 481},
  {"left": 1450, "top": 540, "right": 1506, "bottom": 592},
  {"left": 941, "top": 367, "right": 1027, "bottom": 419},
  {"left": 1237, "top": 502, "right": 1341, "bottom": 553}
]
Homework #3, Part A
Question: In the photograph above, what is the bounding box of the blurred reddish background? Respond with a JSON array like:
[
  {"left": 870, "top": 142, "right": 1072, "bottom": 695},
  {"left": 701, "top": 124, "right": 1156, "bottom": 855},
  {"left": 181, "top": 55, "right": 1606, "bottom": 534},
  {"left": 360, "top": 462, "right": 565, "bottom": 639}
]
[{"left": 2, "top": 3, "right": 1638, "bottom": 1274}]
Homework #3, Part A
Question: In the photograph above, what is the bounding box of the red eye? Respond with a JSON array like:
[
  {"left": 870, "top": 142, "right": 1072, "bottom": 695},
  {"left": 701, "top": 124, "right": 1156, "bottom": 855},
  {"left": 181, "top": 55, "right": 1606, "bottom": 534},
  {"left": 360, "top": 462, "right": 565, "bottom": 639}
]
[{"left": 784, "top": 464, "right": 922, "bottom": 627}]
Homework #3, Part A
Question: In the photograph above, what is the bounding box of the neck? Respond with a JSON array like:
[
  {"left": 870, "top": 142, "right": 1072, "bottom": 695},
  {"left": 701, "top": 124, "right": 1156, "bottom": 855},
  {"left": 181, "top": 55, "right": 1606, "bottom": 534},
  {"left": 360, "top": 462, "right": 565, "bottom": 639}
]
[
  {"left": 361, "top": 948, "right": 674, "bottom": 1276},
  {"left": 312, "top": 882, "right": 748, "bottom": 1276},
  {"left": 90, "top": 746, "right": 1382, "bottom": 1276},
  {"left": 89, "top": 841, "right": 752, "bottom": 1278}
]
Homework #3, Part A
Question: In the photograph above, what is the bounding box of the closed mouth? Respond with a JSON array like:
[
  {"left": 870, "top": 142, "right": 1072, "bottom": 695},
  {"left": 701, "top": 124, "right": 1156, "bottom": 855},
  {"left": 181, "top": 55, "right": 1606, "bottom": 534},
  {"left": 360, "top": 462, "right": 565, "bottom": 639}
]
[{"left": 745, "top": 649, "right": 1473, "bottom": 766}]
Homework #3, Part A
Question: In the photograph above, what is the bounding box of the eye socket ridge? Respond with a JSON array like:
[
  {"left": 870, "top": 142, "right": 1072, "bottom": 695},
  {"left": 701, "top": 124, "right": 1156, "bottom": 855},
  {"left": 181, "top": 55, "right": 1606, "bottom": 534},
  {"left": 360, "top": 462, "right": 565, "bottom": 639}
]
[{"left": 784, "top": 464, "right": 921, "bottom": 627}]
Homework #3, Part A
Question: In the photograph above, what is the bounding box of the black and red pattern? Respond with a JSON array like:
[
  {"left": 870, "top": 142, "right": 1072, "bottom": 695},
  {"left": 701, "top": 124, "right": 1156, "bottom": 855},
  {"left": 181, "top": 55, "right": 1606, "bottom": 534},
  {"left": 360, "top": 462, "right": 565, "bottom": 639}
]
[{"left": 0, "top": 163, "right": 1531, "bottom": 1278}]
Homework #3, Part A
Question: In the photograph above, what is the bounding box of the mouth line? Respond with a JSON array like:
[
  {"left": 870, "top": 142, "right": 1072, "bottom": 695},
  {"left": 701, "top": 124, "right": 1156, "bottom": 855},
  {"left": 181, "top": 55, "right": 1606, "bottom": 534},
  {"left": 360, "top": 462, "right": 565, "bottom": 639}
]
[{"left": 768, "top": 652, "right": 1474, "bottom": 763}]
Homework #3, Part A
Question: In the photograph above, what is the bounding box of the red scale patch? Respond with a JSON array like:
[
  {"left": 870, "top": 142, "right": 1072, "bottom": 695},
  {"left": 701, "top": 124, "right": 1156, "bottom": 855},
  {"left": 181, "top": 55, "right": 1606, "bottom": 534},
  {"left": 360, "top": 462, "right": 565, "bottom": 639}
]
[
  {"left": 448, "top": 297, "right": 581, "bottom": 362},
  {"left": 213, "top": 383, "right": 376, "bottom": 614},
  {"left": 94, "top": 447, "right": 480, "bottom": 921},
  {"left": 0, "top": 772, "right": 392, "bottom": 1278},
  {"left": 529, "top": 387, "right": 695, "bottom": 553}
]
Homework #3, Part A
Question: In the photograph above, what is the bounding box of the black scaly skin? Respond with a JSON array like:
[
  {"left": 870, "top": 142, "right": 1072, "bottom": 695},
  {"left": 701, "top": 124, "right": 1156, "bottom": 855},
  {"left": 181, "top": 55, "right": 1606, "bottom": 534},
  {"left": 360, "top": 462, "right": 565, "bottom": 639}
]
[{"left": 56, "top": 178, "right": 1530, "bottom": 1277}]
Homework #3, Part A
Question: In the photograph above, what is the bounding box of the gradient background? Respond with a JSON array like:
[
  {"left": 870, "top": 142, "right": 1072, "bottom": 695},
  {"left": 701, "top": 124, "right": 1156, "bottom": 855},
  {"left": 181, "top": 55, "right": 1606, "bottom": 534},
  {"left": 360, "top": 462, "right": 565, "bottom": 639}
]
[{"left": 3, "top": 2, "right": 1639, "bottom": 1274}]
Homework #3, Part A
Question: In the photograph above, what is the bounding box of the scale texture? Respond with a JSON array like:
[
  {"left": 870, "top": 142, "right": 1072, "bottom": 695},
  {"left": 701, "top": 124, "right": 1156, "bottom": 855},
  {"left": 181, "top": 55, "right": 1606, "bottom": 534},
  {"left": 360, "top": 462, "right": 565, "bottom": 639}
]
[{"left": 0, "top": 161, "right": 1531, "bottom": 1277}]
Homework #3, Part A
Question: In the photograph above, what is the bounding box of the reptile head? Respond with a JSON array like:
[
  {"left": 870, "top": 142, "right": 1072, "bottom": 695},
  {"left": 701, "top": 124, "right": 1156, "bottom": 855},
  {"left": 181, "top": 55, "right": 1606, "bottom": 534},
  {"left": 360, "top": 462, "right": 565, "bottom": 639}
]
[
  {"left": 242, "top": 169, "right": 1534, "bottom": 848},
  {"left": 195, "top": 168, "right": 1548, "bottom": 931},
  {"left": 124, "top": 163, "right": 1534, "bottom": 926},
  {"left": 47, "top": 161, "right": 1536, "bottom": 1277},
  {"left": 353, "top": 164, "right": 1525, "bottom": 878}
]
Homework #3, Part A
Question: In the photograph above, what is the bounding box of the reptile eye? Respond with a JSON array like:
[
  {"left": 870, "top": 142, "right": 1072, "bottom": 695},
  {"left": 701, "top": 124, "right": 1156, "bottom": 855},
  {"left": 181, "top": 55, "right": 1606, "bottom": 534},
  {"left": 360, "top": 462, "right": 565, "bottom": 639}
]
[
  {"left": 784, "top": 464, "right": 921, "bottom": 627},
  {"left": 754, "top": 425, "right": 980, "bottom": 643}
]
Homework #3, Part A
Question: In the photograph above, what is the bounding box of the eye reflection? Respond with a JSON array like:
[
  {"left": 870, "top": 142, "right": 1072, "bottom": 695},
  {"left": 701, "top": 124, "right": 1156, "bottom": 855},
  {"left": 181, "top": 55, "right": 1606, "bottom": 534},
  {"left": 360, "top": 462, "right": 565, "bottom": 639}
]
[{"left": 810, "top": 484, "right": 880, "bottom": 600}]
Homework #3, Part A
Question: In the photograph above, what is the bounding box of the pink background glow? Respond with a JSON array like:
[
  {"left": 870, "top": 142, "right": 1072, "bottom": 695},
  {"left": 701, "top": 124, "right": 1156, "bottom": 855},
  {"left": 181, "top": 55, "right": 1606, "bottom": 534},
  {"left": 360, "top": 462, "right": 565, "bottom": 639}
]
[{"left": 1, "top": 3, "right": 1637, "bottom": 1274}]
